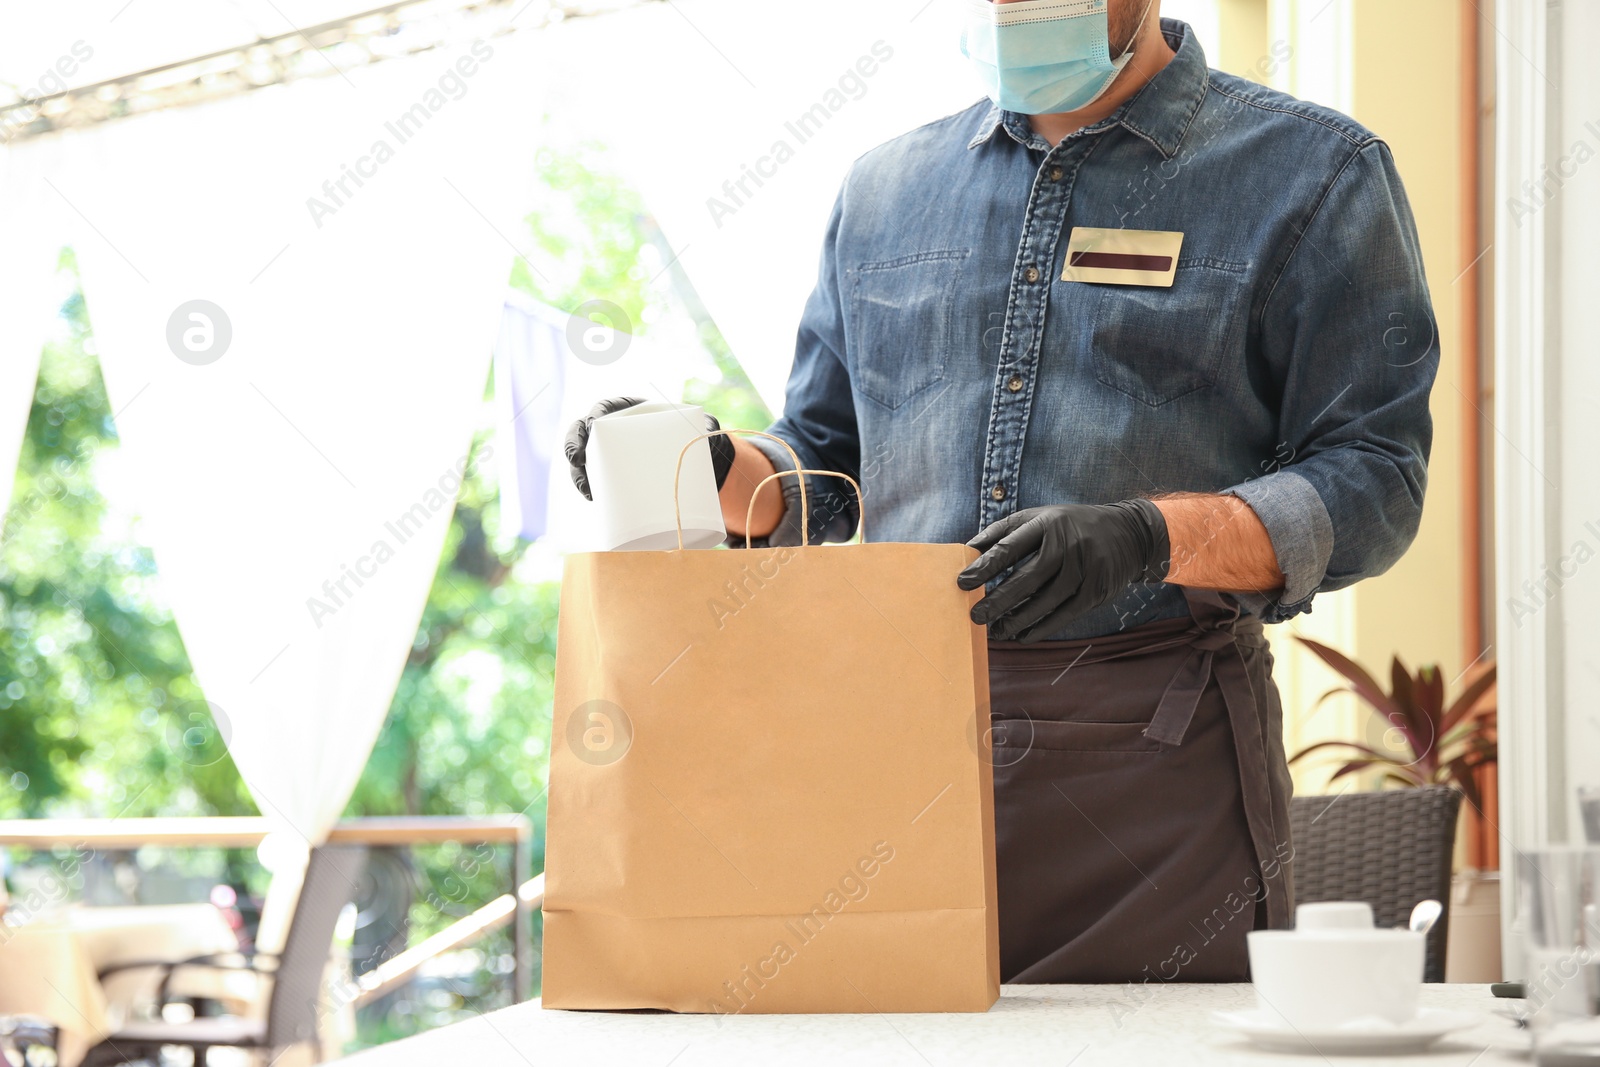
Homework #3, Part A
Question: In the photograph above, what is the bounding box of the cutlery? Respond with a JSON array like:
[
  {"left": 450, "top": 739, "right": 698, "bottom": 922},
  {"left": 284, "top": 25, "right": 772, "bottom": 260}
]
[{"left": 1408, "top": 898, "right": 1443, "bottom": 936}]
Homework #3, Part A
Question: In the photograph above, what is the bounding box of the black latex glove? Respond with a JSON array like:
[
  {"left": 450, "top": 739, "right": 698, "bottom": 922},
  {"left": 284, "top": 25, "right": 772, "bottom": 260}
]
[
  {"left": 564, "top": 396, "right": 736, "bottom": 501},
  {"left": 956, "top": 500, "right": 1170, "bottom": 642}
]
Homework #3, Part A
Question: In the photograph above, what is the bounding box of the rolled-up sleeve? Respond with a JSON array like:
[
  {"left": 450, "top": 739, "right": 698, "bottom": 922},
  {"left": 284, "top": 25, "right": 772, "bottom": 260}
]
[
  {"left": 737, "top": 181, "right": 862, "bottom": 548},
  {"left": 1225, "top": 140, "right": 1437, "bottom": 623}
]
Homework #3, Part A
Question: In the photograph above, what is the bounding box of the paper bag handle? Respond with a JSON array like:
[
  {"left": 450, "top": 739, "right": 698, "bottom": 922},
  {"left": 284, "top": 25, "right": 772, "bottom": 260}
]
[
  {"left": 672, "top": 429, "right": 808, "bottom": 550},
  {"left": 742, "top": 470, "right": 866, "bottom": 549}
]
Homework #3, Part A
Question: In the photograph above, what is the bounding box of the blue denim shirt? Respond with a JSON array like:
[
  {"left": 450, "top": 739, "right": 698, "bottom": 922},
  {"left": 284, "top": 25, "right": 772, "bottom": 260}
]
[{"left": 745, "top": 19, "right": 1437, "bottom": 640}]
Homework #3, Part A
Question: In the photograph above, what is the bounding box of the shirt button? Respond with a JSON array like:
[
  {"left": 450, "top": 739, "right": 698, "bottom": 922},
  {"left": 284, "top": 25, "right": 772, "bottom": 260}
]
[
  {"left": 1006, "top": 375, "right": 1023, "bottom": 392},
  {"left": 991, "top": 483, "right": 1007, "bottom": 501},
  {"left": 1049, "top": 165, "right": 1064, "bottom": 181},
  {"left": 1024, "top": 266, "right": 1040, "bottom": 283}
]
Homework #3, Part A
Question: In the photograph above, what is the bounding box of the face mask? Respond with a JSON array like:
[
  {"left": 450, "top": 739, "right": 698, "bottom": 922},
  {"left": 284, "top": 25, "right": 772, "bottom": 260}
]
[{"left": 961, "top": 0, "right": 1154, "bottom": 116}]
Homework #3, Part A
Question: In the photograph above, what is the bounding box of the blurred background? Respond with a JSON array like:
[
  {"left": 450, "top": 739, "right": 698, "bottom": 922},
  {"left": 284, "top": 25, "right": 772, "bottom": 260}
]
[{"left": 0, "top": 0, "right": 1593, "bottom": 1059}]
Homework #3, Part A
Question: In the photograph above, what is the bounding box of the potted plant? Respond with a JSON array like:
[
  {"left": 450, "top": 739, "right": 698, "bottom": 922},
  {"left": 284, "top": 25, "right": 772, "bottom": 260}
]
[
  {"left": 1288, "top": 637, "right": 1500, "bottom": 981},
  {"left": 1289, "top": 638, "right": 1496, "bottom": 802}
]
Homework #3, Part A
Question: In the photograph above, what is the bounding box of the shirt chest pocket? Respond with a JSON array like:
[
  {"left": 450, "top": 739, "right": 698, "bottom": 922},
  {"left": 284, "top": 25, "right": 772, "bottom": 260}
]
[
  {"left": 1087, "top": 257, "right": 1249, "bottom": 407},
  {"left": 847, "top": 249, "right": 971, "bottom": 410}
]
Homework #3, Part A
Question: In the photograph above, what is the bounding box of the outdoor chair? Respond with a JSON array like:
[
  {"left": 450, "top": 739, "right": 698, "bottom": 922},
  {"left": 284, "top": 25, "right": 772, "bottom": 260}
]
[
  {"left": 0, "top": 1016, "right": 59, "bottom": 1067},
  {"left": 84, "top": 845, "right": 367, "bottom": 1067},
  {"left": 1288, "top": 785, "right": 1462, "bottom": 981}
]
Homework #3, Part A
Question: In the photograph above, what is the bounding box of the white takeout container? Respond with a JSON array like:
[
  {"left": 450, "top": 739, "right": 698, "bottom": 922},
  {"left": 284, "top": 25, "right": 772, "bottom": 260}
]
[
  {"left": 586, "top": 400, "right": 726, "bottom": 551},
  {"left": 1247, "top": 902, "right": 1425, "bottom": 1029}
]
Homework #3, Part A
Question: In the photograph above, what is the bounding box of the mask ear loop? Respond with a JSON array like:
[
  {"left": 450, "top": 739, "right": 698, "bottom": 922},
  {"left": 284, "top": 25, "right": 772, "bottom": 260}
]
[{"left": 1116, "top": 0, "right": 1158, "bottom": 61}]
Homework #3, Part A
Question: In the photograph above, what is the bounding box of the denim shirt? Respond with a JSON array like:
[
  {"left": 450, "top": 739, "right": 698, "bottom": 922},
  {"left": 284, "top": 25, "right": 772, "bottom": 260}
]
[{"left": 745, "top": 19, "right": 1437, "bottom": 641}]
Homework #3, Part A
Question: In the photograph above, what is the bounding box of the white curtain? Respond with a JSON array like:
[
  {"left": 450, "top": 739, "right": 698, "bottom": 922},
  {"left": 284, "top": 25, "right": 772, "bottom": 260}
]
[
  {"left": 48, "top": 31, "right": 544, "bottom": 844},
  {"left": 538, "top": 0, "right": 982, "bottom": 413},
  {"left": 10, "top": 0, "right": 985, "bottom": 415},
  {"left": 0, "top": 0, "right": 985, "bottom": 840}
]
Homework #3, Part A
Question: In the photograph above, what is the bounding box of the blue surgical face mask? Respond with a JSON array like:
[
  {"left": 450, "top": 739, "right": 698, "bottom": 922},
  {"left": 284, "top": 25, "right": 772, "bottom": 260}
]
[{"left": 961, "top": 0, "right": 1153, "bottom": 116}]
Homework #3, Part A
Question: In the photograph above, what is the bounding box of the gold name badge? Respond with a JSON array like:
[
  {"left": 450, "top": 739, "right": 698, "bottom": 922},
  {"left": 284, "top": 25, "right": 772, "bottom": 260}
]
[{"left": 1060, "top": 227, "right": 1185, "bottom": 287}]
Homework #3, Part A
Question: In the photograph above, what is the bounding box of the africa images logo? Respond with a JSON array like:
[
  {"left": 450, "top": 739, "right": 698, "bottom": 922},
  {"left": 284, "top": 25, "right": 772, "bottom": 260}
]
[
  {"left": 706, "top": 840, "right": 896, "bottom": 1019},
  {"left": 705, "top": 41, "right": 894, "bottom": 229}
]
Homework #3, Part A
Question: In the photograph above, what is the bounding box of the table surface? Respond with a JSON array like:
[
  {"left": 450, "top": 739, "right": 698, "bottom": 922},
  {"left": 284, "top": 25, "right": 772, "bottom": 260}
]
[{"left": 334, "top": 983, "right": 1529, "bottom": 1066}]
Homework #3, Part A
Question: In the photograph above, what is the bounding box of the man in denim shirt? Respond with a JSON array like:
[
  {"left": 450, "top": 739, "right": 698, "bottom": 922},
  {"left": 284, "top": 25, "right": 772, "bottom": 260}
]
[{"left": 567, "top": 2, "right": 1435, "bottom": 982}]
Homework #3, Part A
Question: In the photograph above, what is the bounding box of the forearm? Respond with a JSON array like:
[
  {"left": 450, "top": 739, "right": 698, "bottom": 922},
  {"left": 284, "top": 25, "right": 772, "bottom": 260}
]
[
  {"left": 720, "top": 437, "right": 784, "bottom": 539},
  {"left": 1152, "top": 493, "right": 1284, "bottom": 593}
]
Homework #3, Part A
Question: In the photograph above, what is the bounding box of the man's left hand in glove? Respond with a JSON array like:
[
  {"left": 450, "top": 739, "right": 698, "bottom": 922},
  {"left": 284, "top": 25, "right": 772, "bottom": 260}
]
[{"left": 956, "top": 500, "right": 1171, "bottom": 642}]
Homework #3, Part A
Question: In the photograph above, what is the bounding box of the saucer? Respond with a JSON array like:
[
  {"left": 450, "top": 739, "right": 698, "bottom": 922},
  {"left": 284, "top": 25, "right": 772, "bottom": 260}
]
[{"left": 1212, "top": 1007, "right": 1483, "bottom": 1054}]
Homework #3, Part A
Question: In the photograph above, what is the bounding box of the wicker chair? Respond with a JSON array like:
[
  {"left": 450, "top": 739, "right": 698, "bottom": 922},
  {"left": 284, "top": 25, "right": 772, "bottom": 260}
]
[
  {"left": 1288, "top": 786, "right": 1462, "bottom": 982},
  {"left": 85, "top": 845, "right": 367, "bottom": 1067},
  {"left": 0, "top": 1017, "right": 59, "bottom": 1067}
]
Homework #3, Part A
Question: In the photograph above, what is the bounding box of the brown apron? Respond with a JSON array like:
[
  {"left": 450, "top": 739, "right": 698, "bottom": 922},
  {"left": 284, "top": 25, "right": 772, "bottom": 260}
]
[{"left": 989, "top": 588, "right": 1295, "bottom": 983}]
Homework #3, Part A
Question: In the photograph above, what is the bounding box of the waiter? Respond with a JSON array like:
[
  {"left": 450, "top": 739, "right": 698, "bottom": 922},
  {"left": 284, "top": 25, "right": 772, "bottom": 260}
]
[{"left": 565, "top": 0, "right": 1436, "bottom": 983}]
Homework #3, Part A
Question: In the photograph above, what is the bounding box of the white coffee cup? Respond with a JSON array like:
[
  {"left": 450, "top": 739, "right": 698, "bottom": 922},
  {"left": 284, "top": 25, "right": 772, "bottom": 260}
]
[
  {"left": 585, "top": 401, "right": 727, "bottom": 551},
  {"left": 1295, "top": 901, "right": 1376, "bottom": 931},
  {"left": 1248, "top": 902, "right": 1424, "bottom": 1029}
]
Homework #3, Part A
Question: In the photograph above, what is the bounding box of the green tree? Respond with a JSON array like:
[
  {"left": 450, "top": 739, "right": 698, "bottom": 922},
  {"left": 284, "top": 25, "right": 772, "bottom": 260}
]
[{"left": 512, "top": 137, "right": 771, "bottom": 431}]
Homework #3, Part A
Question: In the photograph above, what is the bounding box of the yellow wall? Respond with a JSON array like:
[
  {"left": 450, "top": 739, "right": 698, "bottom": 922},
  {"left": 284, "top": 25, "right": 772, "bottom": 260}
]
[
  {"left": 1346, "top": 0, "right": 1471, "bottom": 690},
  {"left": 1214, "top": 0, "right": 1269, "bottom": 79}
]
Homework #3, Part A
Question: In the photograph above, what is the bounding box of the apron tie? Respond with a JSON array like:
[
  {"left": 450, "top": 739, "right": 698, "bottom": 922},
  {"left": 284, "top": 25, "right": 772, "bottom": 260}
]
[
  {"left": 1148, "top": 587, "right": 1291, "bottom": 930},
  {"left": 1143, "top": 595, "right": 1245, "bottom": 746}
]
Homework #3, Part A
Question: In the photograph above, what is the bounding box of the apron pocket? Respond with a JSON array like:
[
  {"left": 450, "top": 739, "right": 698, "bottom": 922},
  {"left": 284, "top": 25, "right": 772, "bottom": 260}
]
[{"left": 992, "top": 717, "right": 1164, "bottom": 755}]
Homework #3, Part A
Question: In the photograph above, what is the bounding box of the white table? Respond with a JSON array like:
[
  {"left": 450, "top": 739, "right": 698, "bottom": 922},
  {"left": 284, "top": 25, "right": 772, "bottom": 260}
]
[{"left": 334, "top": 984, "right": 1528, "bottom": 1066}]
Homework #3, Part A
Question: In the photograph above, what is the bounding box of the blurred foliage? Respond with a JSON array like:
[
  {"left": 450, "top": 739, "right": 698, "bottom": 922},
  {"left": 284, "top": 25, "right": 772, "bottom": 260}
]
[
  {"left": 512, "top": 142, "right": 653, "bottom": 329},
  {"left": 682, "top": 307, "right": 774, "bottom": 435},
  {"left": 0, "top": 137, "right": 767, "bottom": 1042},
  {"left": 511, "top": 135, "right": 772, "bottom": 433},
  {"left": 0, "top": 249, "right": 252, "bottom": 820}
]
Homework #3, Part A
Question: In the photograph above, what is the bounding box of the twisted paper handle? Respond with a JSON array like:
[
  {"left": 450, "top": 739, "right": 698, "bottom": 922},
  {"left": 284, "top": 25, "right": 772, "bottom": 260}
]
[
  {"left": 672, "top": 430, "right": 806, "bottom": 550},
  {"left": 743, "top": 470, "right": 865, "bottom": 549},
  {"left": 670, "top": 431, "right": 866, "bottom": 550}
]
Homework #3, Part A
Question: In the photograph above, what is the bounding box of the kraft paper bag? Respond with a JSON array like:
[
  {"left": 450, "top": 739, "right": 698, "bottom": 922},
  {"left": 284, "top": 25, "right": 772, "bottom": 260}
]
[{"left": 542, "top": 440, "right": 998, "bottom": 1015}]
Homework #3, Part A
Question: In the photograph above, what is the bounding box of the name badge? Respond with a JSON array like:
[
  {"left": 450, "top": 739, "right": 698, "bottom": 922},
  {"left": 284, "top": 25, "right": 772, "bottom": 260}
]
[{"left": 1060, "top": 227, "right": 1184, "bottom": 287}]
